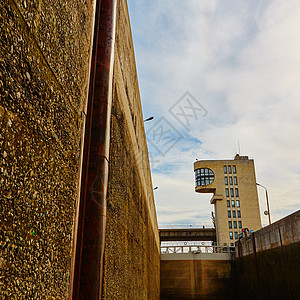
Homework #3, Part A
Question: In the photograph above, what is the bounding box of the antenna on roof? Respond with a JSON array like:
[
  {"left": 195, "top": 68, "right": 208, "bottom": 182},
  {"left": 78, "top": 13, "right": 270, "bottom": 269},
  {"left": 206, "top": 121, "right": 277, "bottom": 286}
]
[{"left": 238, "top": 140, "right": 241, "bottom": 155}]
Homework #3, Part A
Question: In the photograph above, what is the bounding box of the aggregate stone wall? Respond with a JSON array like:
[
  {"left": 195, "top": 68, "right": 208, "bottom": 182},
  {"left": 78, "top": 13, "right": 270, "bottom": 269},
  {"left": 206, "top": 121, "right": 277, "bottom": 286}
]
[
  {"left": 0, "top": 0, "right": 95, "bottom": 297},
  {"left": 102, "top": 0, "right": 160, "bottom": 299}
]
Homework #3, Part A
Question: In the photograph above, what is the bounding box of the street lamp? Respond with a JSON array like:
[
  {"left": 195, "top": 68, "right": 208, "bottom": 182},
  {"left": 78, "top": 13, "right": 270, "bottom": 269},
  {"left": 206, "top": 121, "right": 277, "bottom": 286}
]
[
  {"left": 256, "top": 183, "right": 271, "bottom": 225},
  {"left": 143, "top": 116, "right": 154, "bottom": 122}
]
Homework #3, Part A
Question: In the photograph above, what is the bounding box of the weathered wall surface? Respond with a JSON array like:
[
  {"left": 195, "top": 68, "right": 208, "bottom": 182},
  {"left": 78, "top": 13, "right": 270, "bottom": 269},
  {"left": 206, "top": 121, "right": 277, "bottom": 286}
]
[
  {"left": 0, "top": 0, "right": 95, "bottom": 297},
  {"left": 102, "top": 0, "right": 160, "bottom": 299},
  {"left": 237, "top": 209, "right": 299, "bottom": 256},
  {"left": 234, "top": 210, "right": 300, "bottom": 299},
  {"left": 161, "top": 255, "right": 233, "bottom": 300}
]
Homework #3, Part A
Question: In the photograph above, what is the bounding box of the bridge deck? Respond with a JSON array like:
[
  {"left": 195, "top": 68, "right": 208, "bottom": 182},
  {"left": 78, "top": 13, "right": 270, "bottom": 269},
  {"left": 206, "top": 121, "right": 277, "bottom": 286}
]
[{"left": 159, "top": 228, "right": 216, "bottom": 242}]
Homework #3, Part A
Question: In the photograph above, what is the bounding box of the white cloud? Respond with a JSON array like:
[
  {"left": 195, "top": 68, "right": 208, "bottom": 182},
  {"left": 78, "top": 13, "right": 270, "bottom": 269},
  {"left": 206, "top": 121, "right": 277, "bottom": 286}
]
[{"left": 128, "top": 0, "right": 300, "bottom": 226}]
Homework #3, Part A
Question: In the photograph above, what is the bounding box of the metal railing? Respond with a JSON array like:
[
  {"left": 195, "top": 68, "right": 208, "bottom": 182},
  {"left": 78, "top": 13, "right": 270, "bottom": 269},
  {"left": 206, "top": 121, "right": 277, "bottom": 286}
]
[
  {"left": 159, "top": 224, "right": 214, "bottom": 229},
  {"left": 161, "top": 245, "right": 235, "bottom": 254}
]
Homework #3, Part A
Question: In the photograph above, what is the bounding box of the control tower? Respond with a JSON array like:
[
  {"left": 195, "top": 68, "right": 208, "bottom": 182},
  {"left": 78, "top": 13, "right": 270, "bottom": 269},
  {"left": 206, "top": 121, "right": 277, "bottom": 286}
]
[{"left": 194, "top": 154, "right": 262, "bottom": 246}]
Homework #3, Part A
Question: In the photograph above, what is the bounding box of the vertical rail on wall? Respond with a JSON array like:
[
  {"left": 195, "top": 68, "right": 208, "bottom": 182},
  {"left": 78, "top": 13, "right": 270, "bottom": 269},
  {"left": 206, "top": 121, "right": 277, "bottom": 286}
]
[
  {"left": 251, "top": 233, "right": 262, "bottom": 300},
  {"left": 278, "top": 227, "right": 290, "bottom": 300},
  {"left": 69, "top": 0, "right": 102, "bottom": 297},
  {"left": 70, "top": 0, "right": 117, "bottom": 299}
]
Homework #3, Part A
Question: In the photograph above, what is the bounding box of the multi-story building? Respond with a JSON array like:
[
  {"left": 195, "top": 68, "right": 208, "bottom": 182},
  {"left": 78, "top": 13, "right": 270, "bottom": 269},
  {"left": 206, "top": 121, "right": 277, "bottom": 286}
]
[{"left": 194, "top": 154, "right": 262, "bottom": 246}]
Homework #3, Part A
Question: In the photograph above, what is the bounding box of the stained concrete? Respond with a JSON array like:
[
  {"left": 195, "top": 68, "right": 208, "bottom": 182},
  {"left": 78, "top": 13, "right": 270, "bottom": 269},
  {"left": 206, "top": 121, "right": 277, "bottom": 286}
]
[
  {"left": 161, "top": 255, "right": 233, "bottom": 300},
  {"left": 234, "top": 210, "right": 300, "bottom": 299}
]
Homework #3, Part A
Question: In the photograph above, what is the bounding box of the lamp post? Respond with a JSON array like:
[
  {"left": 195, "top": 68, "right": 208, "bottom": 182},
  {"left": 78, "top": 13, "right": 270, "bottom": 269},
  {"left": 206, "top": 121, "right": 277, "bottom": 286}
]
[
  {"left": 143, "top": 116, "right": 154, "bottom": 122},
  {"left": 256, "top": 183, "right": 271, "bottom": 225}
]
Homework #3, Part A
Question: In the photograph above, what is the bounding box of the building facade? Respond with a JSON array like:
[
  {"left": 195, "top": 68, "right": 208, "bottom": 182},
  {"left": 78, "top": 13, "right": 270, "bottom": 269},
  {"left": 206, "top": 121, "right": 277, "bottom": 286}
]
[{"left": 194, "top": 155, "right": 262, "bottom": 246}]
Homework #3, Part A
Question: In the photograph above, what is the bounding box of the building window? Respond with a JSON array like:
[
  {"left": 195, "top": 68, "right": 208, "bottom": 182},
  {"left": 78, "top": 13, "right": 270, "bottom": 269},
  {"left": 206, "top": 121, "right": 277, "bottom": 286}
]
[
  {"left": 231, "top": 200, "right": 235, "bottom": 207},
  {"left": 229, "top": 221, "right": 232, "bottom": 229},
  {"left": 230, "top": 243, "right": 234, "bottom": 246},
  {"left": 233, "top": 221, "right": 237, "bottom": 228},
  {"left": 235, "top": 188, "right": 239, "bottom": 197},
  {"left": 195, "top": 168, "right": 215, "bottom": 186},
  {"left": 238, "top": 221, "right": 242, "bottom": 228},
  {"left": 230, "top": 188, "right": 234, "bottom": 197},
  {"left": 232, "top": 210, "right": 236, "bottom": 218},
  {"left": 236, "top": 200, "right": 240, "bottom": 207},
  {"left": 233, "top": 165, "right": 236, "bottom": 174},
  {"left": 226, "top": 188, "right": 229, "bottom": 197},
  {"left": 227, "top": 200, "right": 230, "bottom": 207},
  {"left": 229, "top": 177, "right": 233, "bottom": 185},
  {"left": 224, "top": 166, "right": 227, "bottom": 174},
  {"left": 230, "top": 232, "right": 233, "bottom": 240},
  {"left": 235, "top": 232, "right": 238, "bottom": 239},
  {"left": 234, "top": 176, "right": 238, "bottom": 185},
  {"left": 237, "top": 210, "right": 241, "bottom": 218},
  {"left": 228, "top": 211, "right": 231, "bottom": 218},
  {"left": 225, "top": 177, "right": 228, "bottom": 185},
  {"left": 228, "top": 166, "right": 232, "bottom": 174}
]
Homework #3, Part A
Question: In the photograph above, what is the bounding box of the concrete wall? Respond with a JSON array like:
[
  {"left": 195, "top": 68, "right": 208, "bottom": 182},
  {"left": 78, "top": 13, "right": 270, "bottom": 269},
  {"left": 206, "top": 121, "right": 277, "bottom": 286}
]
[
  {"left": 237, "top": 209, "right": 300, "bottom": 257},
  {"left": 1, "top": 0, "right": 160, "bottom": 298},
  {"left": 102, "top": 0, "right": 160, "bottom": 299},
  {"left": 161, "top": 254, "right": 233, "bottom": 300},
  {"left": 0, "top": 0, "right": 95, "bottom": 298},
  {"left": 234, "top": 210, "right": 300, "bottom": 299}
]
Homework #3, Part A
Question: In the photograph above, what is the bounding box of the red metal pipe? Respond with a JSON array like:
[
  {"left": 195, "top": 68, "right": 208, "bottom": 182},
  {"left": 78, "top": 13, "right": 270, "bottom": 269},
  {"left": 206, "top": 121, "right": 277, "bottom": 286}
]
[{"left": 70, "top": 0, "right": 117, "bottom": 298}]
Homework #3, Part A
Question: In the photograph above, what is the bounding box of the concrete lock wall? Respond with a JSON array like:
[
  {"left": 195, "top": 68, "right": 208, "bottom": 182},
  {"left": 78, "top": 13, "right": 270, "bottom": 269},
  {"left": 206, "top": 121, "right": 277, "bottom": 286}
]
[
  {"left": 0, "top": 0, "right": 95, "bottom": 298},
  {"left": 102, "top": 0, "right": 160, "bottom": 299},
  {"left": 234, "top": 210, "right": 300, "bottom": 299},
  {"left": 160, "top": 254, "right": 233, "bottom": 300},
  {"left": 0, "top": 0, "right": 160, "bottom": 298}
]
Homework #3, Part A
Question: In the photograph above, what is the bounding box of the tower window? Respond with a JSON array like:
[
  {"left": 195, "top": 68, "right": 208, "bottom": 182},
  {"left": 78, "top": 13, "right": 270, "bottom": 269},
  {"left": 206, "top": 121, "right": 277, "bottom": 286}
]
[
  {"left": 226, "top": 188, "right": 229, "bottom": 197},
  {"left": 234, "top": 177, "right": 238, "bottom": 185},
  {"left": 237, "top": 210, "right": 241, "bottom": 218},
  {"left": 229, "top": 177, "right": 233, "bottom": 185},
  {"left": 227, "top": 200, "right": 230, "bottom": 207},
  {"left": 229, "top": 221, "right": 232, "bottom": 229},
  {"left": 228, "top": 211, "right": 231, "bottom": 218},
  {"left": 231, "top": 200, "right": 235, "bottom": 207},
  {"left": 238, "top": 221, "right": 242, "bottom": 228},
  {"left": 235, "top": 188, "right": 239, "bottom": 197},
  {"left": 236, "top": 200, "right": 240, "bottom": 207},
  {"left": 233, "top": 221, "right": 237, "bottom": 228},
  {"left": 195, "top": 168, "right": 215, "bottom": 186},
  {"left": 235, "top": 232, "right": 238, "bottom": 239},
  {"left": 225, "top": 177, "right": 228, "bottom": 185},
  {"left": 230, "top": 188, "right": 234, "bottom": 197},
  {"left": 224, "top": 166, "right": 227, "bottom": 174},
  {"left": 233, "top": 165, "right": 236, "bottom": 174},
  {"left": 228, "top": 166, "right": 232, "bottom": 174},
  {"left": 232, "top": 210, "right": 236, "bottom": 218},
  {"left": 230, "top": 232, "right": 233, "bottom": 240}
]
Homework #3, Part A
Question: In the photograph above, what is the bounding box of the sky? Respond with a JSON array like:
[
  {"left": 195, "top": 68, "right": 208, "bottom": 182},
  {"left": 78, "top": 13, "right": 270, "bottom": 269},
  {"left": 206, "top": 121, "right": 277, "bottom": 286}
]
[{"left": 127, "top": 0, "right": 300, "bottom": 227}]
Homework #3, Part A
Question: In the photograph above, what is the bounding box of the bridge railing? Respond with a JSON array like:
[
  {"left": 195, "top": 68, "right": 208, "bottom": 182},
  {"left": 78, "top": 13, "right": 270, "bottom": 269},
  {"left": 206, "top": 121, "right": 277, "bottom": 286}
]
[{"left": 161, "top": 245, "right": 235, "bottom": 254}]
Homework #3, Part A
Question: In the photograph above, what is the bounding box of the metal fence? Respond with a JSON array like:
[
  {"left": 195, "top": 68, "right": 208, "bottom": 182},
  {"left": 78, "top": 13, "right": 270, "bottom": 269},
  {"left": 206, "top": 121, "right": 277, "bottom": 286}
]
[{"left": 161, "top": 245, "right": 235, "bottom": 254}]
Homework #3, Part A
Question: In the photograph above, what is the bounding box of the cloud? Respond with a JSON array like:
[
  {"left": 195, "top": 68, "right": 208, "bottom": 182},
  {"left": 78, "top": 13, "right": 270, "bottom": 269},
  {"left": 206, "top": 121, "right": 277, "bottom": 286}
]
[{"left": 128, "top": 0, "right": 300, "bottom": 226}]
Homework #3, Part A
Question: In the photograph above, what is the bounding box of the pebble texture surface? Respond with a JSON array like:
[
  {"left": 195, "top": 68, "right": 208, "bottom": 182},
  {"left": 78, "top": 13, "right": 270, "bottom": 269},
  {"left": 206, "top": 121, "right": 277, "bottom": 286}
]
[
  {"left": 0, "top": 0, "right": 160, "bottom": 298},
  {"left": 103, "top": 1, "right": 160, "bottom": 299},
  {"left": 0, "top": 0, "right": 95, "bottom": 297}
]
